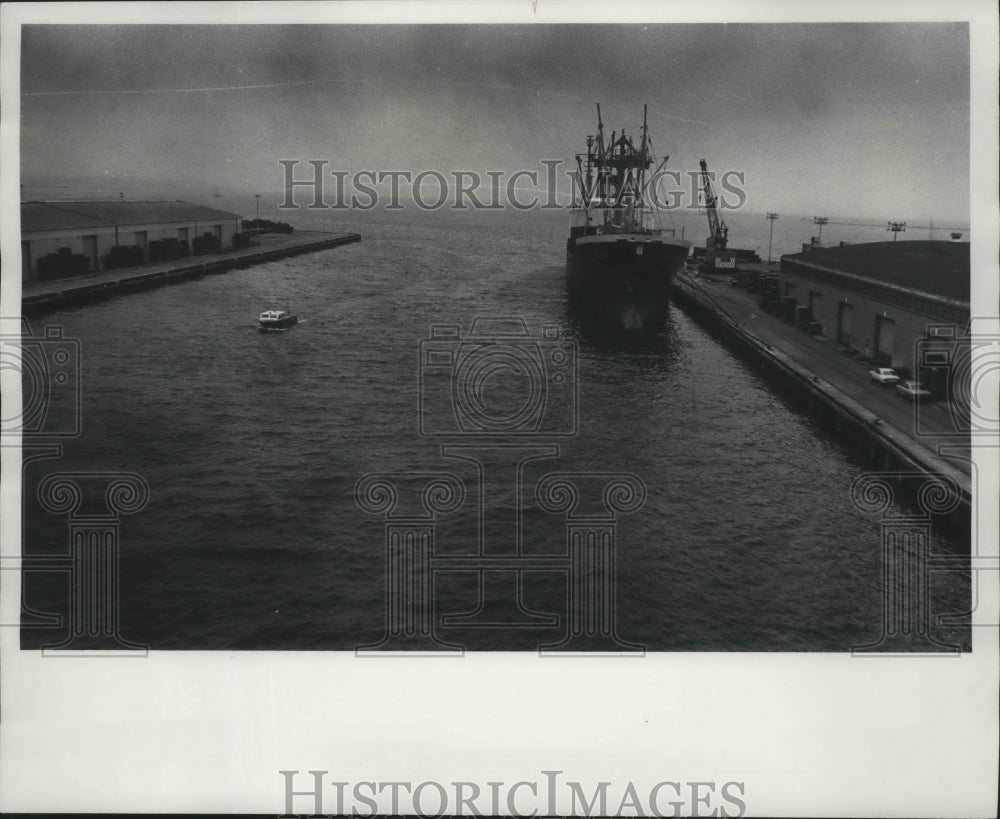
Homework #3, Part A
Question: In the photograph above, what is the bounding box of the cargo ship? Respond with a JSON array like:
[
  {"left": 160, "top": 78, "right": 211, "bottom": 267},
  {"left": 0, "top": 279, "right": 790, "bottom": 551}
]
[{"left": 565, "top": 104, "right": 691, "bottom": 332}]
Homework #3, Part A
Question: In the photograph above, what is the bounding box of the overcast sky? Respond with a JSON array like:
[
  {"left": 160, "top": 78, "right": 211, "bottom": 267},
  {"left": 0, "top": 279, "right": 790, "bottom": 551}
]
[{"left": 19, "top": 23, "right": 969, "bottom": 222}]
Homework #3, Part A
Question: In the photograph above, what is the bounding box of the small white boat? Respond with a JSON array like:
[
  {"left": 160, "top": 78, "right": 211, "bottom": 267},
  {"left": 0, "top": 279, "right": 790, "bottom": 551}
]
[{"left": 259, "top": 309, "right": 297, "bottom": 330}]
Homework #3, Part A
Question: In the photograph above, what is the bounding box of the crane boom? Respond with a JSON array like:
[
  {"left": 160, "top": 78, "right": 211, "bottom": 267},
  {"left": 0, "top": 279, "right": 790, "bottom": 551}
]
[{"left": 698, "top": 158, "right": 729, "bottom": 251}]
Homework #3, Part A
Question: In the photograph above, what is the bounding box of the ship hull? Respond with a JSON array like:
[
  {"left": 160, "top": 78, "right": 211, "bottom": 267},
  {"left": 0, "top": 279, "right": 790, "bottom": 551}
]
[
  {"left": 565, "top": 234, "right": 690, "bottom": 332},
  {"left": 259, "top": 315, "right": 298, "bottom": 330}
]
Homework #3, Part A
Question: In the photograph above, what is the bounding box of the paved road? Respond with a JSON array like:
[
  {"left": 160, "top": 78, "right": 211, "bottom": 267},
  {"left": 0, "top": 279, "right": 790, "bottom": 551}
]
[{"left": 686, "top": 272, "right": 972, "bottom": 476}]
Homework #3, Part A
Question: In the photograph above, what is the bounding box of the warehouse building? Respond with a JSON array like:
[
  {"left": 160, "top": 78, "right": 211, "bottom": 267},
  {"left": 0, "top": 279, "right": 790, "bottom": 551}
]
[
  {"left": 779, "top": 240, "right": 970, "bottom": 381},
  {"left": 21, "top": 200, "right": 242, "bottom": 282}
]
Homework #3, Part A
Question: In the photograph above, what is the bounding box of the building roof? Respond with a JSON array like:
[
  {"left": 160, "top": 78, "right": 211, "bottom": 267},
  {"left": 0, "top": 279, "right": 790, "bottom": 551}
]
[
  {"left": 21, "top": 201, "right": 242, "bottom": 232},
  {"left": 783, "top": 240, "right": 969, "bottom": 304}
]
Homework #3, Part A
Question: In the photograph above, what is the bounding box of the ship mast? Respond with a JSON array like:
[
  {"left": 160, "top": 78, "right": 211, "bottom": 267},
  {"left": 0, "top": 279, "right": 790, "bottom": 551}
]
[
  {"left": 595, "top": 103, "right": 607, "bottom": 209},
  {"left": 637, "top": 104, "right": 649, "bottom": 229}
]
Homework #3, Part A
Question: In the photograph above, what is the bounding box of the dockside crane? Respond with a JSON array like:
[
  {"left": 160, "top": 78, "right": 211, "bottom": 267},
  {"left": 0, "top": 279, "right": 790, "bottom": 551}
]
[{"left": 698, "top": 158, "right": 729, "bottom": 266}]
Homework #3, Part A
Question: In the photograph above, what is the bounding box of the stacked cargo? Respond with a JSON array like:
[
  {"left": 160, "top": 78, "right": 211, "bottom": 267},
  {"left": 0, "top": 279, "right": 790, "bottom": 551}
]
[
  {"left": 191, "top": 232, "right": 222, "bottom": 255},
  {"left": 243, "top": 218, "right": 294, "bottom": 234},
  {"left": 757, "top": 275, "right": 781, "bottom": 313},
  {"left": 103, "top": 245, "right": 145, "bottom": 270},
  {"left": 36, "top": 247, "right": 89, "bottom": 280},
  {"left": 147, "top": 237, "right": 190, "bottom": 263}
]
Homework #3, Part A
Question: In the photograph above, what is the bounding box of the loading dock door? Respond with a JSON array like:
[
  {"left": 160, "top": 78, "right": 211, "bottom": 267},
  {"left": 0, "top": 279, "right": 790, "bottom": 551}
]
[
  {"left": 82, "top": 235, "right": 98, "bottom": 272},
  {"left": 807, "top": 290, "right": 823, "bottom": 335},
  {"left": 837, "top": 302, "right": 854, "bottom": 347},
  {"left": 808, "top": 290, "right": 821, "bottom": 316},
  {"left": 874, "top": 315, "right": 896, "bottom": 365}
]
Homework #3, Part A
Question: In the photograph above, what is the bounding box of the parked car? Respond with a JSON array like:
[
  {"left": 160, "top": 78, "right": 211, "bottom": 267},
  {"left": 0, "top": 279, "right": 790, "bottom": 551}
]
[
  {"left": 869, "top": 367, "right": 901, "bottom": 385},
  {"left": 896, "top": 380, "right": 932, "bottom": 400}
]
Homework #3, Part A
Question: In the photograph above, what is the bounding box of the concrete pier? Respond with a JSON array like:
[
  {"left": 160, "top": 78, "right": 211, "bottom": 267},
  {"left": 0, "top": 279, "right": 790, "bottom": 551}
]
[
  {"left": 670, "top": 269, "right": 972, "bottom": 532},
  {"left": 21, "top": 231, "right": 361, "bottom": 316}
]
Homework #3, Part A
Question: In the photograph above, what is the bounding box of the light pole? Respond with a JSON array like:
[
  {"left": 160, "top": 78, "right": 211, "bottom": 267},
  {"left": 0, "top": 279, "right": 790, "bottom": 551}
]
[
  {"left": 254, "top": 194, "right": 261, "bottom": 237},
  {"left": 766, "top": 212, "right": 778, "bottom": 264},
  {"left": 812, "top": 216, "right": 828, "bottom": 244},
  {"left": 887, "top": 221, "right": 906, "bottom": 241}
]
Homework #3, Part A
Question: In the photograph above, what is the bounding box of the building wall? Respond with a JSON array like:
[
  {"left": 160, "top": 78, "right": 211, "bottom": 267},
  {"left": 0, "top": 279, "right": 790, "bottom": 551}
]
[
  {"left": 24, "top": 226, "right": 118, "bottom": 278},
  {"left": 780, "top": 260, "right": 970, "bottom": 374},
  {"left": 22, "top": 217, "right": 242, "bottom": 282}
]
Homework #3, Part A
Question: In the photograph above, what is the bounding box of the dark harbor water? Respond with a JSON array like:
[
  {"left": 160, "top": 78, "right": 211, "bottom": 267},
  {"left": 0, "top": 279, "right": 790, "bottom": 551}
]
[{"left": 21, "top": 209, "right": 970, "bottom": 652}]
